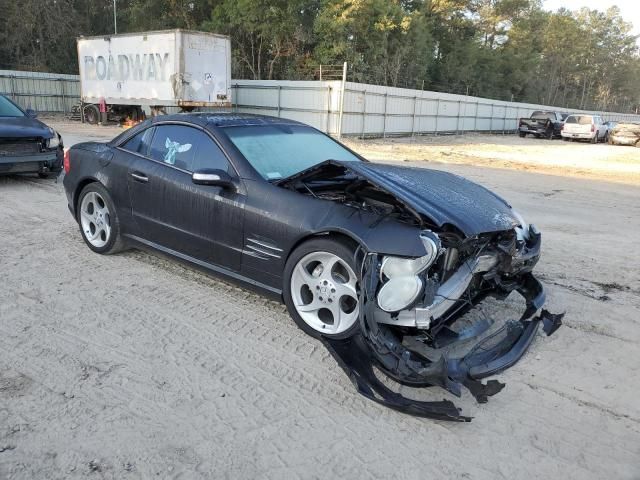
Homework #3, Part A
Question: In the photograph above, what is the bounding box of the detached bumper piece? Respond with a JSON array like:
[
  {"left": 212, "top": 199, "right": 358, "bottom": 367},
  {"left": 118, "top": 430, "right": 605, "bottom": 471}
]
[{"left": 322, "top": 255, "right": 563, "bottom": 422}]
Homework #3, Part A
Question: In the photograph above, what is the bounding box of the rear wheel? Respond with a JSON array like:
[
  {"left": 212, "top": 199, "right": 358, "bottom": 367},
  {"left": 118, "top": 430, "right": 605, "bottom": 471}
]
[
  {"left": 283, "top": 238, "right": 360, "bottom": 339},
  {"left": 591, "top": 132, "right": 598, "bottom": 144},
  {"left": 77, "top": 183, "right": 124, "bottom": 254},
  {"left": 83, "top": 104, "right": 100, "bottom": 125},
  {"left": 518, "top": 132, "right": 526, "bottom": 138}
]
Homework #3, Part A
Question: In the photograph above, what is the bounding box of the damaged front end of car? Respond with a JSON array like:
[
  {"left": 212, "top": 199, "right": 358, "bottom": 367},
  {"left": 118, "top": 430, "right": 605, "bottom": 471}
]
[{"left": 281, "top": 160, "right": 563, "bottom": 421}]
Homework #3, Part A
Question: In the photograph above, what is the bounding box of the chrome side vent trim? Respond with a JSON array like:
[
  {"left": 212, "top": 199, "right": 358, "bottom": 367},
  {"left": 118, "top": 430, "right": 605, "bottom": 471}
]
[{"left": 244, "top": 237, "right": 283, "bottom": 260}]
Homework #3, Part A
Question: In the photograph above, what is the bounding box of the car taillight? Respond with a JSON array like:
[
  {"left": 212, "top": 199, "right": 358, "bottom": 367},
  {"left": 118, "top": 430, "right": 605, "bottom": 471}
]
[
  {"left": 63, "top": 149, "right": 70, "bottom": 173},
  {"left": 591, "top": 124, "right": 595, "bottom": 132},
  {"left": 561, "top": 123, "right": 564, "bottom": 130}
]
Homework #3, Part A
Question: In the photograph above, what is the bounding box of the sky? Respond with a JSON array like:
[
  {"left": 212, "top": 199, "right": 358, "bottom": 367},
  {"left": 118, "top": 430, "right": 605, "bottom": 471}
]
[{"left": 543, "top": 0, "right": 640, "bottom": 39}]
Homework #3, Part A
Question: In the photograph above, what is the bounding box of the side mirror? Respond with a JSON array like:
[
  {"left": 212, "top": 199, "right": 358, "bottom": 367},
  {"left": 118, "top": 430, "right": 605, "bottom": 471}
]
[
  {"left": 25, "top": 108, "right": 37, "bottom": 118},
  {"left": 192, "top": 168, "right": 236, "bottom": 190}
]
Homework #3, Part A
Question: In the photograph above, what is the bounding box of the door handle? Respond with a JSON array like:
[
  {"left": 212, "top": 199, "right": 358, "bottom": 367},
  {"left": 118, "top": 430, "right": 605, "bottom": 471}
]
[{"left": 130, "top": 171, "right": 148, "bottom": 183}]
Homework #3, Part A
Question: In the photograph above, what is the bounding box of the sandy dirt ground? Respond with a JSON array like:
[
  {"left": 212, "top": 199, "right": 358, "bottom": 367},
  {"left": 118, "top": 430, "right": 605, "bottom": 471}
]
[
  {"left": 1, "top": 120, "right": 639, "bottom": 479},
  {"left": 343, "top": 133, "right": 640, "bottom": 185}
]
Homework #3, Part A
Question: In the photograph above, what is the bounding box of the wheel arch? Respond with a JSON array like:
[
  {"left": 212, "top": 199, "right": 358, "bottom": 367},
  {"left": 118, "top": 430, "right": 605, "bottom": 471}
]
[
  {"left": 284, "top": 230, "right": 362, "bottom": 267},
  {"left": 73, "top": 177, "right": 101, "bottom": 219},
  {"left": 283, "top": 221, "right": 427, "bottom": 267}
]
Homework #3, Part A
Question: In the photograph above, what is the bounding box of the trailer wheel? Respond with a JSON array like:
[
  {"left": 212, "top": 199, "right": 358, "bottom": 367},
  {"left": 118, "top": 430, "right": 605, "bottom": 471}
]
[{"left": 84, "top": 104, "right": 100, "bottom": 125}]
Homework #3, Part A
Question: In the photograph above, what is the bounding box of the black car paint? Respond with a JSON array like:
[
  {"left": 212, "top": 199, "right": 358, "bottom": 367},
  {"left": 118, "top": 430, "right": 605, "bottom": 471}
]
[
  {"left": 0, "top": 95, "right": 63, "bottom": 175},
  {"left": 280, "top": 160, "right": 520, "bottom": 236},
  {"left": 64, "top": 113, "right": 561, "bottom": 420},
  {"left": 65, "top": 114, "right": 430, "bottom": 295}
]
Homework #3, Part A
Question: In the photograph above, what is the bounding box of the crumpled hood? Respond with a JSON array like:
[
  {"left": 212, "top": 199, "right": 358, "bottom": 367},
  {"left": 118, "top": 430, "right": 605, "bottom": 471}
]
[
  {"left": 282, "top": 160, "right": 520, "bottom": 236},
  {"left": 345, "top": 162, "right": 519, "bottom": 235},
  {"left": 0, "top": 116, "right": 53, "bottom": 139}
]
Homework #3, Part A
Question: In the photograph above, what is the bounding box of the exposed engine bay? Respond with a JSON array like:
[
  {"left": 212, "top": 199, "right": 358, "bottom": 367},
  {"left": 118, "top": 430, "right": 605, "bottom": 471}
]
[{"left": 280, "top": 160, "right": 563, "bottom": 421}]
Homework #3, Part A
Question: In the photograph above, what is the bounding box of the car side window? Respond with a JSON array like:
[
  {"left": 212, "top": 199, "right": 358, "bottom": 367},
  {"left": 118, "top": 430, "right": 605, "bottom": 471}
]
[
  {"left": 121, "top": 127, "right": 155, "bottom": 156},
  {"left": 148, "top": 125, "right": 229, "bottom": 172}
]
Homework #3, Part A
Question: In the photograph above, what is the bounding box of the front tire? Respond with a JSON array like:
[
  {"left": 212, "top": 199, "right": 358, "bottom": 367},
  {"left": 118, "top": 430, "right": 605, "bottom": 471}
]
[
  {"left": 77, "top": 183, "right": 124, "bottom": 254},
  {"left": 283, "top": 238, "right": 361, "bottom": 339}
]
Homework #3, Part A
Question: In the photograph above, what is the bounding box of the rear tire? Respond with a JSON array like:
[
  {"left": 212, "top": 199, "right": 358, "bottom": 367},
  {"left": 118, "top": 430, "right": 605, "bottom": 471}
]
[
  {"left": 518, "top": 132, "right": 526, "bottom": 138},
  {"left": 591, "top": 133, "right": 598, "bottom": 144},
  {"left": 76, "top": 183, "right": 125, "bottom": 255},
  {"left": 83, "top": 104, "right": 100, "bottom": 125},
  {"left": 283, "top": 237, "right": 361, "bottom": 340}
]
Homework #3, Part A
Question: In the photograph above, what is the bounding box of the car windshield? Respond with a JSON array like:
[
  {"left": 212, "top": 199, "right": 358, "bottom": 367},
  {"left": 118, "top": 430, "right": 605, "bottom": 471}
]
[
  {"left": 532, "top": 111, "right": 554, "bottom": 120},
  {"left": 222, "top": 124, "right": 361, "bottom": 180},
  {"left": 0, "top": 96, "right": 25, "bottom": 117},
  {"left": 566, "top": 115, "right": 592, "bottom": 125}
]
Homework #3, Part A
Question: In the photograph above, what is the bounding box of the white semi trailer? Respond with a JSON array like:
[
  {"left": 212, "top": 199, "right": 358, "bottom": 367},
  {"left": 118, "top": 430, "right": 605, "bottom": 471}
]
[{"left": 77, "top": 29, "right": 231, "bottom": 124}]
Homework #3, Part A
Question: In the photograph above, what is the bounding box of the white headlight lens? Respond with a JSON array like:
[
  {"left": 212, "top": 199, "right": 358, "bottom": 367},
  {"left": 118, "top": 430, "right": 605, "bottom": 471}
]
[
  {"left": 48, "top": 130, "right": 60, "bottom": 148},
  {"left": 381, "top": 256, "right": 428, "bottom": 278},
  {"left": 380, "top": 235, "right": 439, "bottom": 279},
  {"left": 377, "top": 276, "right": 423, "bottom": 312}
]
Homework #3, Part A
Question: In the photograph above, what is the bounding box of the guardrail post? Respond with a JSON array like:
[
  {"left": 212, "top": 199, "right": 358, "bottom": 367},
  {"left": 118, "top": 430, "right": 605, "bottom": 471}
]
[
  {"left": 277, "top": 85, "right": 281, "bottom": 117},
  {"left": 361, "top": 90, "right": 367, "bottom": 139},
  {"left": 490, "top": 103, "right": 494, "bottom": 133},
  {"left": 382, "top": 92, "right": 388, "bottom": 138},
  {"left": 411, "top": 95, "right": 417, "bottom": 137},
  {"left": 474, "top": 101, "right": 478, "bottom": 131},
  {"left": 10, "top": 75, "right": 17, "bottom": 103},
  {"left": 337, "top": 61, "right": 347, "bottom": 138},
  {"left": 502, "top": 105, "right": 507, "bottom": 135},
  {"left": 326, "top": 85, "right": 331, "bottom": 134},
  {"left": 60, "top": 79, "right": 67, "bottom": 114},
  {"left": 231, "top": 84, "right": 237, "bottom": 112}
]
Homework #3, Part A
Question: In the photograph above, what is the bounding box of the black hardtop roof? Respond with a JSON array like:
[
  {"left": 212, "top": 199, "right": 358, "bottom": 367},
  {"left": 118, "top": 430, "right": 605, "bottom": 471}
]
[{"left": 151, "top": 112, "right": 306, "bottom": 128}]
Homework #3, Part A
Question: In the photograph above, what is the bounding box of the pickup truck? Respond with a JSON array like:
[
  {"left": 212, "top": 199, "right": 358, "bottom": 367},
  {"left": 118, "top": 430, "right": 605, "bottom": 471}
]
[{"left": 518, "top": 111, "right": 568, "bottom": 139}]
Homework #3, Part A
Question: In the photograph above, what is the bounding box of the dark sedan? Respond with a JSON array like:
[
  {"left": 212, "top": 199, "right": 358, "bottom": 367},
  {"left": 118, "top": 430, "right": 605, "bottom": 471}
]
[
  {"left": 0, "top": 95, "right": 63, "bottom": 177},
  {"left": 63, "top": 113, "right": 561, "bottom": 420}
]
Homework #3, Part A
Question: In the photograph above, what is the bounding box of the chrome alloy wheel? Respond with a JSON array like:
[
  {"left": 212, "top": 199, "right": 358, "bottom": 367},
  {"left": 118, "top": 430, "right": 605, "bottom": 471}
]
[
  {"left": 79, "top": 191, "right": 111, "bottom": 248},
  {"left": 290, "top": 251, "right": 359, "bottom": 335}
]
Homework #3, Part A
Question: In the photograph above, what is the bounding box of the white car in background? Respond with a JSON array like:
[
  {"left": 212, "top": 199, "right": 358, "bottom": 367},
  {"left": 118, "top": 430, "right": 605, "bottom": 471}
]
[{"left": 561, "top": 114, "right": 608, "bottom": 143}]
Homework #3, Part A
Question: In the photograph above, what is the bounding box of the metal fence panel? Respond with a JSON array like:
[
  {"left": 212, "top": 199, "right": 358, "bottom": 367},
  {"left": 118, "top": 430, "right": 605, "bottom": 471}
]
[
  {"left": 2, "top": 69, "right": 639, "bottom": 137},
  {"left": 0, "top": 70, "right": 80, "bottom": 113}
]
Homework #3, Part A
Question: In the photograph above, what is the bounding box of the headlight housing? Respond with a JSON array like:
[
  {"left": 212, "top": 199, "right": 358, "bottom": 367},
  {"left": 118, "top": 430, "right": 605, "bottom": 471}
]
[
  {"left": 377, "top": 232, "right": 441, "bottom": 312},
  {"left": 512, "top": 209, "right": 530, "bottom": 242},
  {"left": 47, "top": 129, "right": 61, "bottom": 149}
]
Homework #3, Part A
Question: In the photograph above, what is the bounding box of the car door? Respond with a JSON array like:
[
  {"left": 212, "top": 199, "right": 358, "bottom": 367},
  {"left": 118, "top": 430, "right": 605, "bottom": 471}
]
[
  {"left": 125, "top": 123, "right": 245, "bottom": 272},
  {"left": 596, "top": 116, "right": 607, "bottom": 137}
]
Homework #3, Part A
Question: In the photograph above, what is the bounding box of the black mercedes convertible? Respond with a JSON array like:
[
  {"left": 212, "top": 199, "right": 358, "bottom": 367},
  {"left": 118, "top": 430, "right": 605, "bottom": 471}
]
[{"left": 63, "top": 113, "right": 561, "bottom": 420}]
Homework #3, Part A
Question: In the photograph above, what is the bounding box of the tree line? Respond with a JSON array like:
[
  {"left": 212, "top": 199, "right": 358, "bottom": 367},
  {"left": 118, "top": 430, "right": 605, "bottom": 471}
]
[{"left": 0, "top": 0, "right": 638, "bottom": 112}]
